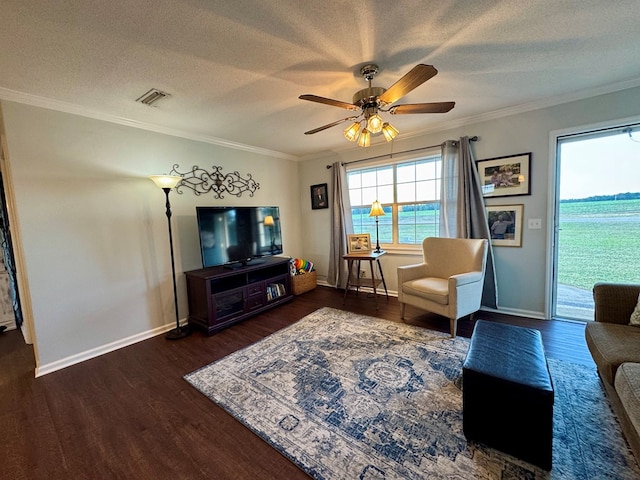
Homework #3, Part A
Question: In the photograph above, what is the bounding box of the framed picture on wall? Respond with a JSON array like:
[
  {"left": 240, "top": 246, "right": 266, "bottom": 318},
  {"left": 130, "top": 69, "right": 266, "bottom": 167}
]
[
  {"left": 310, "top": 183, "right": 328, "bottom": 209},
  {"left": 486, "top": 204, "right": 524, "bottom": 247},
  {"left": 347, "top": 234, "right": 371, "bottom": 253},
  {"left": 477, "top": 153, "right": 531, "bottom": 197}
]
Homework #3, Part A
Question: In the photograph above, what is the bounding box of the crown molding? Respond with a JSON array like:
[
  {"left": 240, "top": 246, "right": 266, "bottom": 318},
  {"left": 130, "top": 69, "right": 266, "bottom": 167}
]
[
  {"left": 0, "top": 87, "right": 298, "bottom": 161},
  {"left": 4, "top": 76, "right": 640, "bottom": 164}
]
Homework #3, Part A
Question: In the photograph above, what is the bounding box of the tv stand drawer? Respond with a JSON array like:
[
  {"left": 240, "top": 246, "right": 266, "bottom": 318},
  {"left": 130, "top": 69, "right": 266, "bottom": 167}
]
[{"left": 247, "top": 283, "right": 263, "bottom": 297}]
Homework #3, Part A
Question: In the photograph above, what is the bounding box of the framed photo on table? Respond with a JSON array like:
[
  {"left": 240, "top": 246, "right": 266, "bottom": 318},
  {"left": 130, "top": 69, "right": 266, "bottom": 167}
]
[
  {"left": 347, "top": 233, "right": 371, "bottom": 253},
  {"left": 310, "top": 183, "right": 329, "bottom": 209},
  {"left": 477, "top": 153, "right": 531, "bottom": 198},
  {"left": 486, "top": 204, "right": 523, "bottom": 247}
]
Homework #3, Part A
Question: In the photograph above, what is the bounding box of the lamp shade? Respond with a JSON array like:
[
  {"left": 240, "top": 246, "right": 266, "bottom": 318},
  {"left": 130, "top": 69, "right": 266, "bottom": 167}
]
[
  {"left": 382, "top": 122, "right": 399, "bottom": 142},
  {"left": 369, "top": 200, "right": 385, "bottom": 217},
  {"left": 264, "top": 215, "right": 274, "bottom": 226},
  {"left": 343, "top": 122, "right": 361, "bottom": 142},
  {"left": 149, "top": 175, "right": 182, "bottom": 189},
  {"left": 366, "top": 113, "right": 384, "bottom": 134},
  {"left": 357, "top": 128, "right": 371, "bottom": 147}
]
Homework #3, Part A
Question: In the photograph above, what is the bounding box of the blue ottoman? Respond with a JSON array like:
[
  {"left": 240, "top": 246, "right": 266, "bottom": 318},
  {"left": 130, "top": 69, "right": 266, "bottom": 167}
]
[{"left": 463, "top": 320, "right": 554, "bottom": 470}]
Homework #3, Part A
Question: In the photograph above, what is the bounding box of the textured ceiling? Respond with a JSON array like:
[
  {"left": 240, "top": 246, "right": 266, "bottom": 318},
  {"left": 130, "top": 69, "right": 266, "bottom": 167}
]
[{"left": 1, "top": 0, "right": 639, "bottom": 159}]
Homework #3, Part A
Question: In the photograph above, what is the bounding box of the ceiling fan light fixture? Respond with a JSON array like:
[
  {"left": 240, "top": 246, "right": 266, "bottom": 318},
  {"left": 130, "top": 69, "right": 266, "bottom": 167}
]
[
  {"left": 367, "top": 113, "right": 384, "bottom": 134},
  {"left": 300, "top": 63, "right": 453, "bottom": 147},
  {"left": 382, "top": 122, "right": 399, "bottom": 142},
  {"left": 344, "top": 121, "right": 361, "bottom": 142}
]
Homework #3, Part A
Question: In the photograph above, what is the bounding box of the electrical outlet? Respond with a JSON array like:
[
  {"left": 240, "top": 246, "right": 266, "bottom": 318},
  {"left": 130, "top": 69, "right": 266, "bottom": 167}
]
[
  {"left": 360, "top": 270, "right": 366, "bottom": 278},
  {"left": 528, "top": 218, "right": 542, "bottom": 229}
]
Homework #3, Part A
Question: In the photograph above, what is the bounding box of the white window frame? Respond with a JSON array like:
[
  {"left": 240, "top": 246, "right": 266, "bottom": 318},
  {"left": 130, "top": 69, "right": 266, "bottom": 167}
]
[{"left": 346, "top": 147, "right": 442, "bottom": 252}]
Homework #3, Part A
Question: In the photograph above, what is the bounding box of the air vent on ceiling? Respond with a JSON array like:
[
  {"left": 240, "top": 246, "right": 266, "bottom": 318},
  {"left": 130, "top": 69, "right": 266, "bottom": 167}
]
[{"left": 136, "top": 88, "right": 170, "bottom": 106}]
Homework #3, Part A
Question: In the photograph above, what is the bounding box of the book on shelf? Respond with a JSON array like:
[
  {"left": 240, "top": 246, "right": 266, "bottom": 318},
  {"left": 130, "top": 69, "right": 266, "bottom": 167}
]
[{"left": 266, "top": 283, "right": 286, "bottom": 301}]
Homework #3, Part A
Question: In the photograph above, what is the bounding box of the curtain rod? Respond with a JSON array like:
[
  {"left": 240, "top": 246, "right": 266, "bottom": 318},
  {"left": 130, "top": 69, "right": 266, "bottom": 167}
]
[{"left": 326, "top": 136, "right": 478, "bottom": 169}]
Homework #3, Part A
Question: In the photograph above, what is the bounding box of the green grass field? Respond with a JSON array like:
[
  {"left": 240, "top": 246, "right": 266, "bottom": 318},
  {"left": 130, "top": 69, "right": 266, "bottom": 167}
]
[
  {"left": 354, "top": 198, "right": 640, "bottom": 292},
  {"left": 558, "top": 199, "right": 640, "bottom": 290},
  {"left": 353, "top": 208, "right": 439, "bottom": 244}
]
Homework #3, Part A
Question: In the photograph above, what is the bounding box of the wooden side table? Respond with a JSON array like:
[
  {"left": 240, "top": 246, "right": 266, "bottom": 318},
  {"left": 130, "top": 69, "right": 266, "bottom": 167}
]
[{"left": 342, "top": 250, "right": 389, "bottom": 309}]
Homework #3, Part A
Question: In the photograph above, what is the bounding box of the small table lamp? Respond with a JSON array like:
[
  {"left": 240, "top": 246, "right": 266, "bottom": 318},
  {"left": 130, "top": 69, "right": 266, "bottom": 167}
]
[{"left": 369, "top": 200, "right": 385, "bottom": 253}]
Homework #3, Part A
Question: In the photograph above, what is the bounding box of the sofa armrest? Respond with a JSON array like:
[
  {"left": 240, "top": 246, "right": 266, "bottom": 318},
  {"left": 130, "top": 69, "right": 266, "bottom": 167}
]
[{"left": 593, "top": 282, "right": 640, "bottom": 325}]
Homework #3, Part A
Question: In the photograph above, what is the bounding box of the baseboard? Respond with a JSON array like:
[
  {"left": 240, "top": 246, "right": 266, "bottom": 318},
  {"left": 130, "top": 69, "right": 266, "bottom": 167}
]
[
  {"left": 479, "top": 306, "right": 546, "bottom": 320},
  {"left": 35, "top": 320, "right": 185, "bottom": 377},
  {"left": 317, "top": 279, "right": 400, "bottom": 297},
  {"left": 318, "top": 280, "right": 546, "bottom": 320}
]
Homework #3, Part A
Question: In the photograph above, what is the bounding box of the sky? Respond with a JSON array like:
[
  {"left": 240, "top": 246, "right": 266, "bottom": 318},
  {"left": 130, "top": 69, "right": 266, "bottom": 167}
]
[{"left": 559, "top": 130, "right": 640, "bottom": 200}]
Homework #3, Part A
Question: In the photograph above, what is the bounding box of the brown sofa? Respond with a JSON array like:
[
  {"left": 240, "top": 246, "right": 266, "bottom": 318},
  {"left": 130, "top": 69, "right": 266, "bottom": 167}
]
[{"left": 585, "top": 282, "right": 640, "bottom": 463}]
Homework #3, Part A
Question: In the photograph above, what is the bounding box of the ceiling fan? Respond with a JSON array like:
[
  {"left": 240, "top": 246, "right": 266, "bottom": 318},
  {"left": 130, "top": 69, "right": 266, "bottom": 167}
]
[{"left": 299, "top": 63, "right": 455, "bottom": 147}]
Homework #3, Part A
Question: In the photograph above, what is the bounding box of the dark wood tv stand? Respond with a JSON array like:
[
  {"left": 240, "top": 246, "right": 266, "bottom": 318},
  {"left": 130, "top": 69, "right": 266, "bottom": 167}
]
[{"left": 185, "top": 256, "right": 293, "bottom": 335}]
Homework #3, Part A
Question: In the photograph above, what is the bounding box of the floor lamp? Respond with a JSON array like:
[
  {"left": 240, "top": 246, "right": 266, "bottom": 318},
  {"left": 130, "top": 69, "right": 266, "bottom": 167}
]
[
  {"left": 150, "top": 174, "right": 191, "bottom": 340},
  {"left": 369, "top": 200, "right": 385, "bottom": 253}
]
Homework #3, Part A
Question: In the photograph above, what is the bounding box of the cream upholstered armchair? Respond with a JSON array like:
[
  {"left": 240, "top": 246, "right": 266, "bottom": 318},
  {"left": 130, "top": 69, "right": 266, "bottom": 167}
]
[{"left": 397, "top": 237, "right": 489, "bottom": 337}]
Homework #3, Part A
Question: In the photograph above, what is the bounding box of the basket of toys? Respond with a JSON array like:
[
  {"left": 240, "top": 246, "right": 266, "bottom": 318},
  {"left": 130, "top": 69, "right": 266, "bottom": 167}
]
[{"left": 290, "top": 258, "right": 317, "bottom": 295}]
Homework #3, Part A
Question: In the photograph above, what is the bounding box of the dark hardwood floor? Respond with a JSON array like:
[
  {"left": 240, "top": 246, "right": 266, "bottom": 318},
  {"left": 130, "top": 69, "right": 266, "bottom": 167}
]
[{"left": 1, "top": 286, "right": 595, "bottom": 479}]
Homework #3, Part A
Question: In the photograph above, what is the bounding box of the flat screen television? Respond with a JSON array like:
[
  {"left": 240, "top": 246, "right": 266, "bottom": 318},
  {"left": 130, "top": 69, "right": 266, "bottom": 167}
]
[{"left": 196, "top": 206, "right": 283, "bottom": 268}]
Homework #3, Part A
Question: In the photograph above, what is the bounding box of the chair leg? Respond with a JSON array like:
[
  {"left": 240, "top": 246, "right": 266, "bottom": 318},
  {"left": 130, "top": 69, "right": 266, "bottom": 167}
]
[
  {"left": 449, "top": 318, "right": 457, "bottom": 338},
  {"left": 400, "top": 303, "right": 405, "bottom": 319}
]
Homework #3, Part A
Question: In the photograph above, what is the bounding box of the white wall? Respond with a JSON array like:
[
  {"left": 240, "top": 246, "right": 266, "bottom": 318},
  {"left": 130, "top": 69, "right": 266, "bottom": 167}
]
[
  {"left": 1, "top": 101, "right": 302, "bottom": 374},
  {"left": 299, "top": 86, "right": 640, "bottom": 318}
]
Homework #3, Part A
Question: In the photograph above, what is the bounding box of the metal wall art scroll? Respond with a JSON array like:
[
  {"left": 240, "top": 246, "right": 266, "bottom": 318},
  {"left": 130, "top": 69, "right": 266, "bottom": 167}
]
[{"left": 169, "top": 164, "right": 260, "bottom": 199}]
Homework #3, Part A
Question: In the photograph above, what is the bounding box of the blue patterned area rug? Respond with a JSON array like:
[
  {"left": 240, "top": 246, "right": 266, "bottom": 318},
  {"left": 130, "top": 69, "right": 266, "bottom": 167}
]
[{"left": 184, "top": 307, "right": 640, "bottom": 479}]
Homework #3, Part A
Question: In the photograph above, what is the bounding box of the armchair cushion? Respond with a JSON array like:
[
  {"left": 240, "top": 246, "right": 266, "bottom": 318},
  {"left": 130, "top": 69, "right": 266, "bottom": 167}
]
[{"left": 402, "top": 277, "right": 449, "bottom": 305}]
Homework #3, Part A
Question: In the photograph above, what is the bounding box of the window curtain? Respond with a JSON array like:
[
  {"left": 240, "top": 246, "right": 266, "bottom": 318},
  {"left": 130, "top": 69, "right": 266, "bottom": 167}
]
[
  {"left": 440, "top": 137, "right": 498, "bottom": 308},
  {"left": 327, "top": 162, "right": 353, "bottom": 289}
]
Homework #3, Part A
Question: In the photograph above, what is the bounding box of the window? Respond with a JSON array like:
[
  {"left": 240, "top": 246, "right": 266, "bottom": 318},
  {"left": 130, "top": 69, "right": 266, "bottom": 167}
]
[{"left": 347, "top": 151, "right": 442, "bottom": 248}]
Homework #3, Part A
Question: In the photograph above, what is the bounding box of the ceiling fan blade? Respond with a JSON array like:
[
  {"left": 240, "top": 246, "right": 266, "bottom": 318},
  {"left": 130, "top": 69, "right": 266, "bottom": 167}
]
[
  {"left": 299, "top": 94, "right": 359, "bottom": 111},
  {"left": 304, "top": 116, "right": 359, "bottom": 135},
  {"left": 378, "top": 64, "right": 438, "bottom": 105},
  {"left": 389, "top": 102, "right": 455, "bottom": 115}
]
